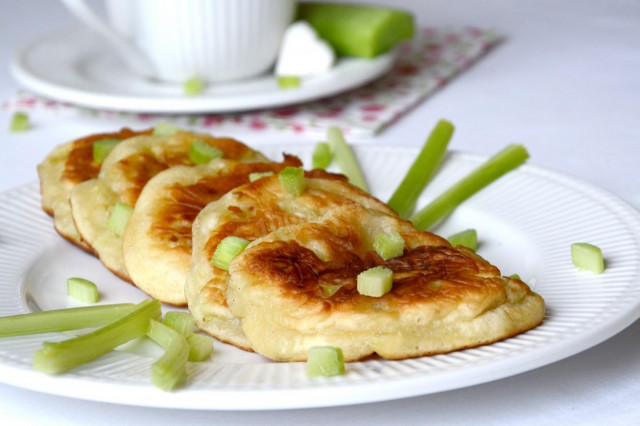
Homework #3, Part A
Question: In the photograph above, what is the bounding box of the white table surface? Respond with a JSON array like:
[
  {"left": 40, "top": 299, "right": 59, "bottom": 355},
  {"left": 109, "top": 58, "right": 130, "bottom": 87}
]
[{"left": 1, "top": 0, "right": 639, "bottom": 424}]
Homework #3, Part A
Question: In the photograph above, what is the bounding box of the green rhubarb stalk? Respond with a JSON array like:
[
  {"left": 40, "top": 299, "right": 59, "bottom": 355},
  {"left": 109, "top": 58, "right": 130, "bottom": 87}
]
[
  {"left": 297, "top": 3, "right": 415, "bottom": 58},
  {"left": 312, "top": 142, "right": 332, "bottom": 169},
  {"left": 186, "top": 334, "right": 214, "bottom": 362},
  {"left": 163, "top": 311, "right": 195, "bottom": 337},
  {"left": 33, "top": 299, "right": 161, "bottom": 374},
  {"left": 0, "top": 304, "right": 136, "bottom": 337},
  {"left": 327, "top": 126, "right": 368, "bottom": 191},
  {"left": 410, "top": 144, "right": 529, "bottom": 230},
  {"left": 387, "top": 120, "right": 454, "bottom": 218},
  {"left": 147, "top": 319, "right": 189, "bottom": 391}
]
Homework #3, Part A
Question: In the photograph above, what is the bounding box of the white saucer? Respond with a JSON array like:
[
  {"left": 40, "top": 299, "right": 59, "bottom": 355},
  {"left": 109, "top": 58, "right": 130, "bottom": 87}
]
[{"left": 10, "top": 28, "right": 397, "bottom": 114}]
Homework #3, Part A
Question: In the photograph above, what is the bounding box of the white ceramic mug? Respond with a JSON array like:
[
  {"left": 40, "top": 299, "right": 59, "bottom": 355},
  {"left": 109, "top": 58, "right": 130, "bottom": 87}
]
[{"left": 60, "top": 0, "right": 297, "bottom": 82}]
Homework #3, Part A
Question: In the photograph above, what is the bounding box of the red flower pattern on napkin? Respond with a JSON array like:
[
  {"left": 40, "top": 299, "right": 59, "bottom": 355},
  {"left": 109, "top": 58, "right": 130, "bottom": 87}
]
[{"left": 5, "top": 27, "right": 500, "bottom": 137}]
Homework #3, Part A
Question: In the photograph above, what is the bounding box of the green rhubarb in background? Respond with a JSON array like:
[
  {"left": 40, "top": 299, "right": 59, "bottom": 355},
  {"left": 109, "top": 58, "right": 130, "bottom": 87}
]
[
  {"left": 297, "top": 3, "right": 415, "bottom": 58},
  {"left": 447, "top": 229, "right": 478, "bottom": 251}
]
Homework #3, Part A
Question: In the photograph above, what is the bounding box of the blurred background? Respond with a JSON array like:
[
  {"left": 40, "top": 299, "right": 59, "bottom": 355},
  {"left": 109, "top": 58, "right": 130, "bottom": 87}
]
[{"left": 0, "top": 1, "right": 639, "bottom": 425}]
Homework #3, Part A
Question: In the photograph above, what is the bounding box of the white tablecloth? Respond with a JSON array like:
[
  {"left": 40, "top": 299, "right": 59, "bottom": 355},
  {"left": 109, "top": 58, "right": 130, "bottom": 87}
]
[{"left": 0, "top": 1, "right": 638, "bottom": 424}]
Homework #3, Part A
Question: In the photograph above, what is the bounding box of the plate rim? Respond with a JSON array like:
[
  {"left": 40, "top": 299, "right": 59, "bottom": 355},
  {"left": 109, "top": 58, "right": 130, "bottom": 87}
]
[
  {"left": 1, "top": 145, "right": 639, "bottom": 410},
  {"left": 9, "top": 27, "right": 397, "bottom": 114}
]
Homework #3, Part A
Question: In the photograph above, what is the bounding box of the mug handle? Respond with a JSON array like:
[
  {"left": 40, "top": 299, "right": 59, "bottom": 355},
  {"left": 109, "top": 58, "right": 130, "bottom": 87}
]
[{"left": 59, "top": 0, "right": 155, "bottom": 77}]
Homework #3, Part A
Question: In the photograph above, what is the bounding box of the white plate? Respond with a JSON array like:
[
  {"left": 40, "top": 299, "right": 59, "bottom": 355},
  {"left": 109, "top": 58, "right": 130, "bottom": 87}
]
[
  {"left": 1, "top": 145, "right": 639, "bottom": 410},
  {"left": 9, "top": 28, "right": 396, "bottom": 114}
]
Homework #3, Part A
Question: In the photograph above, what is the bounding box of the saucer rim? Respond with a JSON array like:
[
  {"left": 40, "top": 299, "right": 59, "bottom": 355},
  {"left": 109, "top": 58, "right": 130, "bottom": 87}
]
[{"left": 10, "top": 27, "right": 397, "bottom": 114}]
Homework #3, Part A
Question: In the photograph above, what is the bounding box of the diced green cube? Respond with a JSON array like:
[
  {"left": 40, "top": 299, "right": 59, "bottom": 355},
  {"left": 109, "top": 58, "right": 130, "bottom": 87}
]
[
  {"left": 373, "top": 232, "right": 405, "bottom": 260},
  {"left": 183, "top": 77, "right": 205, "bottom": 96},
  {"left": 153, "top": 122, "right": 182, "bottom": 136},
  {"left": 189, "top": 139, "right": 223, "bottom": 165},
  {"left": 447, "top": 229, "right": 478, "bottom": 251},
  {"left": 249, "top": 171, "right": 274, "bottom": 182},
  {"left": 571, "top": 242, "right": 605, "bottom": 273},
  {"left": 307, "top": 346, "right": 345, "bottom": 377},
  {"left": 92, "top": 138, "right": 121, "bottom": 164},
  {"left": 319, "top": 283, "right": 343, "bottom": 298},
  {"left": 107, "top": 202, "right": 133, "bottom": 237},
  {"left": 357, "top": 266, "right": 393, "bottom": 297},
  {"left": 66, "top": 277, "right": 99, "bottom": 304},
  {"left": 277, "top": 75, "right": 301, "bottom": 89},
  {"left": 211, "top": 236, "right": 250, "bottom": 271},
  {"left": 279, "top": 166, "right": 306, "bottom": 196},
  {"left": 9, "top": 112, "right": 30, "bottom": 132}
]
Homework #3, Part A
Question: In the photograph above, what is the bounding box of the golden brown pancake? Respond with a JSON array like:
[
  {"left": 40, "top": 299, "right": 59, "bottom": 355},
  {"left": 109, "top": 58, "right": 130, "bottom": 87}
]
[
  {"left": 70, "top": 131, "right": 268, "bottom": 281},
  {"left": 185, "top": 172, "right": 397, "bottom": 350},
  {"left": 37, "top": 128, "right": 152, "bottom": 251},
  {"left": 226, "top": 204, "right": 545, "bottom": 361},
  {"left": 123, "top": 155, "right": 303, "bottom": 306}
]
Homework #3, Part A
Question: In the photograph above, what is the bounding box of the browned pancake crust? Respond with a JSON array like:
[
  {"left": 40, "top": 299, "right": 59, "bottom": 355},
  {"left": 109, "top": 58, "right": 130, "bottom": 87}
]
[
  {"left": 186, "top": 172, "right": 396, "bottom": 349},
  {"left": 62, "top": 128, "right": 152, "bottom": 186},
  {"left": 38, "top": 128, "right": 152, "bottom": 250},
  {"left": 69, "top": 131, "right": 268, "bottom": 283},
  {"left": 243, "top": 240, "right": 504, "bottom": 314},
  {"left": 112, "top": 136, "right": 258, "bottom": 206},
  {"left": 122, "top": 155, "right": 305, "bottom": 306},
  {"left": 202, "top": 169, "right": 350, "bottom": 258},
  {"left": 226, "top": 205, "right": 545, "bottom": 361},
  {"left": 152, "top": 155, "right": 303, "bottom": 255}
]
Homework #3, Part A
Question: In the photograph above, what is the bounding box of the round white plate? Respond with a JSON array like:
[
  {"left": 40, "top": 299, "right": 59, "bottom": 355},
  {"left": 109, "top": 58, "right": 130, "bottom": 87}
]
[
  {"left": 1, "top": 144, "right": 639, "bottom": 410},
  {"left": 10, "top": 28, "right": 396, "bottom": 114}
]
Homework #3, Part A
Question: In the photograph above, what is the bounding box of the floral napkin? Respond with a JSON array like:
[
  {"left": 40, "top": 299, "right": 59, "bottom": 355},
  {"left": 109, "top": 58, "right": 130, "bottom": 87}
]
[{"left": 4, "top": 27, "right": 500, "bottom": 138}]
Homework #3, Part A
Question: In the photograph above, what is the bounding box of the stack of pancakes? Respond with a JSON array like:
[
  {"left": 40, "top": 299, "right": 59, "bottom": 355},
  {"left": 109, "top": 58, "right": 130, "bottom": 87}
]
[{"left": 38, "top": 128, "right": 545, "bottom": 362}]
